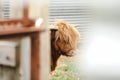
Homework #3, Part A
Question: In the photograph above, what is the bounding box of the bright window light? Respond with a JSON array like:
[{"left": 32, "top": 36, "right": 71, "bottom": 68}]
[{"left": 81, "top": 34, "right": 120, "bottom": 76}]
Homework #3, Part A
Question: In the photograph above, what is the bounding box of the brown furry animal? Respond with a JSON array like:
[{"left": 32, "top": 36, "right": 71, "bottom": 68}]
[{"left": 50, "top": 20, "right": 80, "bottom": 71}]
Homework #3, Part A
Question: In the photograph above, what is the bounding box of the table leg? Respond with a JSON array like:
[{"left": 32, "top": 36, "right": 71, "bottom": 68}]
[{"left": 31, "top": 32, "right": 40, "bottom": 80}]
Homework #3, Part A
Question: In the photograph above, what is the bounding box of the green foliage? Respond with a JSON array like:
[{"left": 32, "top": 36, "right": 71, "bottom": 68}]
[{"left": 51, "top": 56, "right": 81, "bottom": 80}]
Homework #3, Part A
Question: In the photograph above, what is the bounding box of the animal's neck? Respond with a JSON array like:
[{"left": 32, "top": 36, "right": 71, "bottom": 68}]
[
  {"left": 51, "top": 29, "right": 61, "bottom": 71},
  {"left": 51, "top": 49, "right": 61, "bottom": 71}
]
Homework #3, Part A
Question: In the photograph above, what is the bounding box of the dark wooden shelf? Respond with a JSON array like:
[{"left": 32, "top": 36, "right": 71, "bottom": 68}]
[{"left": 0, "top": 26, "right": 44, "bottom": 36}]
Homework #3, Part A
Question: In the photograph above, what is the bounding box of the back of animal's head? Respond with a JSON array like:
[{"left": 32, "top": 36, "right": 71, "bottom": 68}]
[{"left": 54, "top": 20, "right": 80, "bottom": 56}]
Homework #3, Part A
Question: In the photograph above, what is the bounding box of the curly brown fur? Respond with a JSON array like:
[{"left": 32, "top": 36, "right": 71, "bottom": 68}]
[{"left": 50, "top": 20, "right": 80, "bottom": 71}]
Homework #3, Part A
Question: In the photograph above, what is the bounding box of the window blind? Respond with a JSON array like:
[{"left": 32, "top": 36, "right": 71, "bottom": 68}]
[
  {"left": 49, "top": 0, "right": 91, "bottom": 43},
  {"left": 0, "top": 0, "right": 10, "bottom": 19},
  {"left": 0, "top": 0, "right": 23, "bottom": 19}
]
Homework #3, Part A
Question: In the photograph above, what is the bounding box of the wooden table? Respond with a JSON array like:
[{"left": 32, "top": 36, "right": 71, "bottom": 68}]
[{"left": 0, "top": 26, "right": 45, "bottom": 80}]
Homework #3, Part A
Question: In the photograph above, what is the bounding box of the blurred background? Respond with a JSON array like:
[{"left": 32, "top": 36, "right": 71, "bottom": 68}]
[
  {"left": 0, "top": 0, "right": 120, "bottom": 80},
  {"left": 49, "top": 0, "right": 120, "bottom": 80}
]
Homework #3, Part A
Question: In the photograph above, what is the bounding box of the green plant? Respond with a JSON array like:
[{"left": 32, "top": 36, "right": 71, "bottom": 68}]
[{"left": 51, "top": 56, "right": 81, "bottom": 80}]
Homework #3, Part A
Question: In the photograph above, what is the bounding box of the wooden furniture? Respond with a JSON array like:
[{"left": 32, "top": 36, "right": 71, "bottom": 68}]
[{"left": 0, "top": 5, "right": 45, "bottom": 80}]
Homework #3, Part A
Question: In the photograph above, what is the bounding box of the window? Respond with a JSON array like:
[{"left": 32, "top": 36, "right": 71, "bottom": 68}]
[
  {"left": 0, "top": 0, "right": 10, "bottom": 19},
  {"left": 49, "top": 0, "right": 91, "bottom": 43},
  {"left": 0, "top": 0, "right": 23, "bottom": 19}
]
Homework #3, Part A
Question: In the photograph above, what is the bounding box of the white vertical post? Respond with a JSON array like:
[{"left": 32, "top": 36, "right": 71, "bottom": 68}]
[
  {"left": 29, "top": 0, "right": 50, "bottom": 80},
  {"left": 19, "top": 37, "right": 31, "bottom": 80}
]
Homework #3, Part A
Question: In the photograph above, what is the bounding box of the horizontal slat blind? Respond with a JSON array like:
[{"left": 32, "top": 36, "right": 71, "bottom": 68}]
[
  {"left": 49, "top": 0, "right": 91, "bottom": 43},
  {"left": 0, "top": 0, "right": 23, "bottom": 19},
  {"left": 0, "top": 0, "right": 10, "bottom": 19}
]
